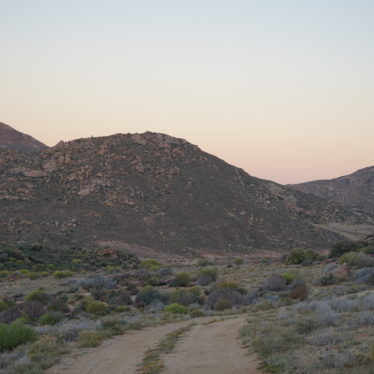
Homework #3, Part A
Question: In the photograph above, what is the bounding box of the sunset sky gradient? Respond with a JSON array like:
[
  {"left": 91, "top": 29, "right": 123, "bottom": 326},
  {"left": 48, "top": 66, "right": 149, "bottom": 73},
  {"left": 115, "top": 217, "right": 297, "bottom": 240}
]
[{"left": 1, "top": 0, "right": 373, "bottom": 183}]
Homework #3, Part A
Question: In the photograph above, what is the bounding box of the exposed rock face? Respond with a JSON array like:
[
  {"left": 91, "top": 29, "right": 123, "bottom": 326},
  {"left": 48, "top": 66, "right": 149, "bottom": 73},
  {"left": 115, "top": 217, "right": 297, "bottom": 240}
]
[
  {"left": 0, "top": 122, "right": 48, "bottom": 153},
  {"left": 289, "top": 167, "right": 374, "bottom": 212},
  {"left": 0, "top": 132, "right": 371, "bottom": 254}
]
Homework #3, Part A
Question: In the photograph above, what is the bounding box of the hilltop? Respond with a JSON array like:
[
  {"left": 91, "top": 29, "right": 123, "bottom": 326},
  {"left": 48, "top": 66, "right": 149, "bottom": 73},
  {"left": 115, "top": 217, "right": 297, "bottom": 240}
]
[{"left": 0, "top": 131, "right": 371, "bottom": 255}]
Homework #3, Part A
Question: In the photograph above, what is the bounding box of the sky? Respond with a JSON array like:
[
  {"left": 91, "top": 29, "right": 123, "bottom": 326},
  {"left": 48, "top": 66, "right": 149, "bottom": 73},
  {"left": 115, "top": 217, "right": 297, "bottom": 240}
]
[{"left": 0, "top": 0, "right": 373, "bottom": 184}]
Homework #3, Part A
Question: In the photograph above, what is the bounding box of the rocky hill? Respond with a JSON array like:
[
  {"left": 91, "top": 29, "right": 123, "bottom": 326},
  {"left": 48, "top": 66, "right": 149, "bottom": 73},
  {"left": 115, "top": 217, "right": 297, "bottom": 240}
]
[
  {"left": 0, "top": 132, "right": 372, "bottom": 255},
  {"left": 0, "top": 122, "right": 48, "bottom": 153},
  {"left": 289, "top": 166, "right": 374, "bottom": 211}
]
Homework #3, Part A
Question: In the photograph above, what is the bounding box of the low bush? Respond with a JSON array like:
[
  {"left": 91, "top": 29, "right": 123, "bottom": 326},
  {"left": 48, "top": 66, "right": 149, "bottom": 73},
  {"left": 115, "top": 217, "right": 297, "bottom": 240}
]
[
  {"left": 135, "top": 286, "right": 162, "bottom": 306},
  {"left": 286, "top": 248, "right": 321, "bottom": 265},
  {"left": 22, "top": 301, "right": 45, "bottom": 321},
  {"left": 288, "top": 283, "right": 309, "bottom": 301},
  {"left": 214, "top": 298, "right": 232, "bottom": 311},
  {"left": 140, "top": 259, "right": 161, "bottom": 271},
  {"left": 263, "top": 275, "right": 287, "bottom": 292},
  {"left": 169, "top": 272, "right": 192, "bottom": 287},
  {"left": 169, "top": 288, "right": 201, "bottom": 306},
  {"left": 25, "top": 289, "right": 50, "bottom": 304},
  {"left": 53, "top": 270, "right": 73, "bottom": 279},
  {"left": 0, "top": 301, "right": 8, "bottom": 312},
  {"left": 197, "top": 268, "right": 218, "bottom": 286},
  {"left": 164, "top": 303, "right": 189, "bottom": 314},
  {"left": 39, "top": 311, "right": 64, "bottom": 325},
  {"left": 329, "top": 240, "right": 362, "bottom": 258},
  {"left": 0, "top": 321, "right": 36, "bottom": 352},
  {"left": 338, "top": 252, "right": 374, "bottom": 268},
  {"left": 77, "top": 330, "right": 105, "bottom": 347},
  {"left": 85, "top": 299, "right": 108, "bottom": 316},
  {"left": 102, "top": 318, "right": 126, "bottom": 335},
  {"left": 281, "top": 271, "right": 299, "bottom": 285},
  {"left": 28, "top": 336, "right": 64, "bottom": 369}
]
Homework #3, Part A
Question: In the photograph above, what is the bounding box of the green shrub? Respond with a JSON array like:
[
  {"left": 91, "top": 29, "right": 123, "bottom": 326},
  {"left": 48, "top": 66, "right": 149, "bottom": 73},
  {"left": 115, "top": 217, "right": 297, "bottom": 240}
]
[
  {"left": 369, "top": 343, "right": 374, "bottom": 362},
  {"left": 28, "top": 336, "right": 64, "bottom": 369},
  {"left": 169, "top": 288, "right": 201, "bottom": 306},
  {"left": 214, "top": 298, "right": 232, "bottom": 311},
  {"left": 102, "top": 318, "right": 126, "bottom": 335},
  {"left": 164, "top": 303, "right": 189, "bottom": 314},
  {"left": 234, "top": 258, "right": 244, "bottom": 266},
  {"left": 78, "top": 330, "right": 105, "bottom": 347},
  {"left": 53, "top": 270, "right": 73, "bottom": 279},
  {"left": 189, "top": 308, "right": 204, "bottom": 318},
  {"left": 329, "top": 240, "right": 362, "bottom": 258},
  {"left": 0, "top": 321, "right": 36, "bottom": 352},
  {"left": 85, "top": 299, "right": 108, "bottom": 315},
  {"left": 140, "top": 259, "right": 161, "bottom": 271},
  {"left": 170, "top": 272, "right": 192, "bottom": 287},
  {"left": 198, "top": 268, "right": 218, "bottom": 281},
  {"left": 39, "top": 311, "right": 64, "bottom": 325},
  {"left": 281, "top": 271, "right": 299, "bottom": 285},
  {"left": 286, "top": 248, "right": 321, "bottom": 265},
  {"left": 338, "top": 252, "right": 374, "bottom": 268},
  {"left": 215, "top": 281, "right": 239, "bottom": 290},
  {"left": 25, "top": 289, "right": 49, "bottom": 304},
  {"left": 197, "top": 259, "right": 212, "bottom": 267},
  {"left": 136, "top": 286, "right": 161, "bottom": 306},
  {"left": 0, "top": 301, "right": 8, "bottom": 312}
]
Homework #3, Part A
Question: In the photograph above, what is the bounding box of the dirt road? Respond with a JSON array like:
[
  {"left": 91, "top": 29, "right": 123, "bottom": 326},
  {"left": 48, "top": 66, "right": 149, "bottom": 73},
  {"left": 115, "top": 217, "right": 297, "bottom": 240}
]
[
  {"left": 164, "top": 316, "right": 263, "bottom": 374},
  {"left": 47, "top": 316, "right": 263, "bottom": 374}
]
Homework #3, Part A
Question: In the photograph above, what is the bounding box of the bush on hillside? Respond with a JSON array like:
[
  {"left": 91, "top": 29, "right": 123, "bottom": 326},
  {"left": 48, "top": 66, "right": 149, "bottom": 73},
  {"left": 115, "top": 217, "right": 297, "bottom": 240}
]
[
  {"left": 164, "top": 303, "right": 189, "bottom": 314},
  {"left": 338, "top": 252, "right": 374, "bottom": 268},
  {"left": 286, "top": 248, "right": 321, "bottom": 265},
  {"left": 169, "top": 272, "right": 192, "bottom": 287},
  {"left": 0, "top": 321, "right": 36, "bottom": 352},
  {"left": 135, "top": 286, "right": 162, "bottom": 306},
  {"left": 329, "top": 240, "right": 362, "bottom": 258}
]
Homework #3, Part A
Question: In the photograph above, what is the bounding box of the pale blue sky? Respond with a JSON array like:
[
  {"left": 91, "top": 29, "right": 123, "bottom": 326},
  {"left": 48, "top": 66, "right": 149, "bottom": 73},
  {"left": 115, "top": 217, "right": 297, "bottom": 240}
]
[{"left": 1, "top": 0, "right": 373, "bottom": 183}]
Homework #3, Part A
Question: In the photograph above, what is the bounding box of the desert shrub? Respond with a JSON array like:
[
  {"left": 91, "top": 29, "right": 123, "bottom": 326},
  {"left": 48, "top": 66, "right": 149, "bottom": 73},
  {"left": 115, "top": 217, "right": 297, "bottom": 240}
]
[
  {"left": 354, "top": 268, "right": 374, "bottom": 285},
  {"left": 164, "top": 303, "right": 189, "bottom": 314},
  {"left": 169, "top": 288, "right": 200, "bottom": 306},
  {"left": 354, "top": 311, "right": 374, "bottom": 326},
  {"left": 102, "top": 318, "right": 126, "bottom": 335},
  {"left": 263, "top": 275, "right": 287, "bottom": 292},
  {"left": 338, "top": 252, "right": 374, "bottom": 268},
  {"left": 197, "top": 258, "right": 212, "bottom": 267},
  {"left": 5, "top": 362, "right": 42, "bottom": 374},
  {"left": 22, "top": 301, "right": 45, "bottom": 321},
  {"left": 0, "top": 305, "right": 22, "bottom": 324},
  {"left": 214, "top": 298, "right": 232, "bottom": 311},
  {"left": 316, "top": 273, "right": 339, "bottom": 286},
  {"left": 369, "top": 344, "right": 374, "bottom": 362},
  {"left": 288, "top": 283, "right": 309, "bottom": 301},
  {"left": 0, "top": 321, "right": 36, "bottom": 352},
  {"left": 77, "top": 330, "right": 105, "bottom": 347},
  {"left": 307, "top": 328, "right": 345, "bottom": 346},
  {"left": 73, "top": 276, "right": 117, "bottom": 290},
  {"left": 140, "top": 259, "right": 161, "bottom": 271},
  {"left": 234, "top": 258, "right": 244, "bottom": 266},
  {"left": 281, "top": 271, "right": 299, "bottom": 285},
  {"left": 189, "top": 308, "right": 204, "bottom": 317},
  {"left": 39, "top": 311, "right": 64, "bottom": 325},
  {"left": 28, "top": 336, "right": 64, "bottom": 369},
  {"left": 47, "top": 294, "right": 69, "bottom": 313},
  {"left": 135, "top": 286, "right": 162, "bottom": 306},
  {"left": 157, "top": 267, "right": 173, "bottom": 277},
  {"left": 169, "top": 272, "right": 192, "bottom": 287},
  {"left": 56, "top": 318, "right": 102, "bottom": 341},
  {"left": 286, "top": 248, "right": 321, "bottom": 265},
  {"left": 197, "top": 268, "right": 217, "bottom": 286},
  {"left": 0, "top": 301, "right": 8, "bottom": 313},
  {"left": 25, "top": 289, "right": 50, "bottom": 304},
  {"left": 207, "top": 283, "right": 243, "bottom": 309},
  {"left": 252, "top": 326, "right": 299, "bottom": 356},
  {"left": 53, "top": 270, "right": 73, "bottom": 279},
  {"left": 85, "top": 299, "right": 108, "bottom": 316},
  {"left": 329, "top": 240, "right": 362, "bottom": 258},
  {"left": 107, "top": 291, "right": 132, "bottom": 306}
]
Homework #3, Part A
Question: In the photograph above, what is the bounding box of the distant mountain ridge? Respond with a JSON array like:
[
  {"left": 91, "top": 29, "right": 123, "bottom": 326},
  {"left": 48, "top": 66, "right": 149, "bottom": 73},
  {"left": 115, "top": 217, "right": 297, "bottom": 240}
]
[
  {"left": 1, "top": 130, "right": 372, "bottom": 255},
  {"left": 0, "top": 122, "right": 48, "bottom": 153},
  {"left": 289, "top": 166, "right": 374, "bottom": 211}
]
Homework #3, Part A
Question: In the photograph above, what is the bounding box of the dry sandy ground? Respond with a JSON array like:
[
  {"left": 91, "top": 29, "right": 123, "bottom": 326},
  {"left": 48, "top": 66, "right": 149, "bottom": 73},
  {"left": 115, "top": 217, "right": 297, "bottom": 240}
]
[
  {"left": 47, "top": 316, "right": 263, "bottom": 374},
  {"left": 164, "top": 316, "right": 263, "bottom": 374}
]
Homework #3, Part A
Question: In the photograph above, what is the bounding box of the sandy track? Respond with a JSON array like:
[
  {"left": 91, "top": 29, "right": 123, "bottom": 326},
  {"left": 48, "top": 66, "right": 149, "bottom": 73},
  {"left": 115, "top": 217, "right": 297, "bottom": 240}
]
[
  {"left": 46, "top": 319, "right": 194, "bottom": 374},
  {"left": 47, "top": 316, "right": 263, "bottom": 374},
  {"left": 163, "top": 316, "right": 263, "bottom": 374}
]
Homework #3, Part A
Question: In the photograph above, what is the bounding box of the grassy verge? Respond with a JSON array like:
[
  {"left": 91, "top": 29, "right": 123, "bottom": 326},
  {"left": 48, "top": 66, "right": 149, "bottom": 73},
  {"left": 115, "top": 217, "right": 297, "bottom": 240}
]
[{"left": 137, "top": 325, "right": 193, "bottom": 374}]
